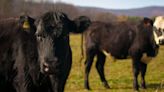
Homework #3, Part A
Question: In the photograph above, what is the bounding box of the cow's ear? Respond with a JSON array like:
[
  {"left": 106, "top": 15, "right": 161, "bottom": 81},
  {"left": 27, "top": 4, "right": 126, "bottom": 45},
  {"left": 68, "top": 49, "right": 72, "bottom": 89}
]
[
  {"left": 18, "top": 15, "right": 30, "bottom": 29},
  {"left": 18, "top": 15, "right": 36, "bottom": 34},
  {"left": 71, "top": 16, "right": 91, "bottom": 33},
  {"left": 70, "top": 16, "right": 91, "bottom": 33},
  {"left": 143, "top": 17, "right": 154, "bottom": 27},
  {"left": 28, "top": 16, "right": 36, "bottom": 34},
  {"left": 19, "top": 15, "right": 25, "bottom": 25},
  {"left": 28, "top": 16, "right": 35, "bottom": 25}
]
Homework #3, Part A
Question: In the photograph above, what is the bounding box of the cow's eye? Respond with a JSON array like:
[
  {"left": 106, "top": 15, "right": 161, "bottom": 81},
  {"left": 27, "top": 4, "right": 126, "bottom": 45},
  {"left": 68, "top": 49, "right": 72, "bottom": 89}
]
[
  {"left": 56, "top": 24, "right": 63, "bottom": 32},
  {"left": 37, "top": 34, "right": 46, "bottom": 38},
  {"left": 45, "top": 26, "right": 55, "bottom": 34},
  {"left": 49, "top": 25, "right": 55, "bottom": 29}
]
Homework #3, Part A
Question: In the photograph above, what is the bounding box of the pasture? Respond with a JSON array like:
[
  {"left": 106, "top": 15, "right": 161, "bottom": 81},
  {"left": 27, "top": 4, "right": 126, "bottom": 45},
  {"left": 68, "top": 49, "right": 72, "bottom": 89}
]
[{"left": 65, "top": 34, "right": 164, "bottom": 92}]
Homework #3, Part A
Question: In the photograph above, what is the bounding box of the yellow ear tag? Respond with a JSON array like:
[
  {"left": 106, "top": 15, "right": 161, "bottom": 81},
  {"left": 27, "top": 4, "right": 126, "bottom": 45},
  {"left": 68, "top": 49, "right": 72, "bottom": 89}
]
[{"left": 23, "top": 20, "right": 30, "bottom": 29}]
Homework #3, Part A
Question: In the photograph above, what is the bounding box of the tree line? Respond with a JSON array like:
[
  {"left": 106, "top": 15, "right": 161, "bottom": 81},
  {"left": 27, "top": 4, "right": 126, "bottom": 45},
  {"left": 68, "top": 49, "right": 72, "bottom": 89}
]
[{"left": 0, "top": 0, "right": 141, "bottom": 22}]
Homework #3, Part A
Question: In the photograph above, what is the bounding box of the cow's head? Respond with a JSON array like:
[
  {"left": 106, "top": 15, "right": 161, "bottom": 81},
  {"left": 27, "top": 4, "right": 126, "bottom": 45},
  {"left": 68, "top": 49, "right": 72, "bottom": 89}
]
[
  {"left": 138, "top": 17, "right": 159, "bottom": 57},
  {"left": 35, "top": 11, "right": 91, "bottom": 74},
  {"left": 153, "top": 16, "right": 164, "bottom": 45}
]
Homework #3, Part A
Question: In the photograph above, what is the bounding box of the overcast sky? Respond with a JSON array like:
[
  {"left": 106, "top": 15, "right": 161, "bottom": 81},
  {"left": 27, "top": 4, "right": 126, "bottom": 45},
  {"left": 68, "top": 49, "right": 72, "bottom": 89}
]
[{"left": 52, "top": 0, "right": 164, "bottom": 9}]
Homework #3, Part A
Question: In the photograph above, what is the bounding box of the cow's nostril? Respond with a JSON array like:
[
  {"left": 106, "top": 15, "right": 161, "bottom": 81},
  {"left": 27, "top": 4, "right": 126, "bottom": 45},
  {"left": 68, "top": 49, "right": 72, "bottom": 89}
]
[
  {"left": 43, "top": 63, "right": 49, "bottom": 72},
  {"left": 44, "top": 67, "right": 49, "bottom": 72}
]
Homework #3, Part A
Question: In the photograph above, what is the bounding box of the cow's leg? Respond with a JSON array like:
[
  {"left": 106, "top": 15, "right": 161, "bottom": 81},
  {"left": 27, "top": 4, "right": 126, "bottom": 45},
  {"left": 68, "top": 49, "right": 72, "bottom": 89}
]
[
  {"left": 49, "top": 75, "right": 60, "bottom": 92},
  {"left": 59, "top": 49, "right": 72, "bottom": 92},
  {"left": 139, "top": 62, "right": 147, "bottom": 89},
  {"left": 49, "top": 60, "right": 71, "bottom": 92},
  {"left": 84, "top": 49, "right": 95, "bottom": 90},
  {"left": 132, "top": 59, "right": 140, "bottom": 91},
  {"left": 96, "top": 51, "right": 110, "bottom": 89}
]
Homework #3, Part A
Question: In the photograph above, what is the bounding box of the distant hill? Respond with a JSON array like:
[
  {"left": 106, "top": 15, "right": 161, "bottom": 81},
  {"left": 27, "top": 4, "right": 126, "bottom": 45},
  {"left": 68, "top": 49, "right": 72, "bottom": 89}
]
[{"left": 78, "top": 6, "right": 164, "bottom": 17}]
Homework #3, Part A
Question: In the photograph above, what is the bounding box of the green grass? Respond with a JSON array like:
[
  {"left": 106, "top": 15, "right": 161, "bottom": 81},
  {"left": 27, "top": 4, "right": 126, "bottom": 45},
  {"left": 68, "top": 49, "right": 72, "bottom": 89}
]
[{"left": 65, "top": 34, "right": 164, "bottom": 92}]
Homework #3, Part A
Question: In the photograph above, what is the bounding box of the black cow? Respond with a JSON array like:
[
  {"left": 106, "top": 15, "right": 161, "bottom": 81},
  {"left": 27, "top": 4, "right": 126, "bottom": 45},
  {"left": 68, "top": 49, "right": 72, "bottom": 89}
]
[
  {"left": 82, "top": 18, "right": 159, "bottom": 91},
  {"left": 0, "top": 15, "right": 43, "bottom": 92},
  {"left": 34, "top": 11, "right": 91, "bottom": 92}
]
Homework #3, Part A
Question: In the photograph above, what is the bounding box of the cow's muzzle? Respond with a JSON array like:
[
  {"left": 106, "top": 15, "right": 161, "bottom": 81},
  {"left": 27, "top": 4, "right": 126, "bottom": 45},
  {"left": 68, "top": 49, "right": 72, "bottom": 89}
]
[{"left": 41, "top": 57, "right": 58, "bottom": 75}]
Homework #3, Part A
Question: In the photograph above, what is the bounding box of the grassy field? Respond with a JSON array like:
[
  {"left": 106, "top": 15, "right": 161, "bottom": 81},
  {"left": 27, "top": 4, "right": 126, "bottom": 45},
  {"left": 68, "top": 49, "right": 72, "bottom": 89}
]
[{"left": 65, "top": 34, "right": 164, "bottom": 92}]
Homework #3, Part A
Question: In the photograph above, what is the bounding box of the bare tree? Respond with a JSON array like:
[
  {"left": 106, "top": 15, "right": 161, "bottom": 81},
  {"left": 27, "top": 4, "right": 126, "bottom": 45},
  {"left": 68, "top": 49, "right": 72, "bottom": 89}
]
[
  {"left": 94, "top": 12, "right": 117, "bottom": 22},
  {"left": 0, "top": 0, "right": 14, "bottom": 17}
]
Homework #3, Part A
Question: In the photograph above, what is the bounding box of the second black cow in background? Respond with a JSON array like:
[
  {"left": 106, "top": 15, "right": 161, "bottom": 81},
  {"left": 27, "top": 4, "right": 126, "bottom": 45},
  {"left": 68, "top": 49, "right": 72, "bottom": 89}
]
[{"left": 81, "top": 18, "right": 159, "bottom": 91}]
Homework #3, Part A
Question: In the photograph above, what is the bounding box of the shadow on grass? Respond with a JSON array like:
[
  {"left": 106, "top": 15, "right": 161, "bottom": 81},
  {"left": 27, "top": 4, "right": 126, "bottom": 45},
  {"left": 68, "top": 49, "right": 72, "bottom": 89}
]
[
  {"left": 104, "top": 83, "right": 163, "bottom": 90},
  {"left": 147, "top": 83, "right": 161, "bottom": 89},
  {"left": 110, "top": 86, "right": 132, "bottom": 90},
  {"left": 148, "top": 83, "right": 164, "bottom": 90}
]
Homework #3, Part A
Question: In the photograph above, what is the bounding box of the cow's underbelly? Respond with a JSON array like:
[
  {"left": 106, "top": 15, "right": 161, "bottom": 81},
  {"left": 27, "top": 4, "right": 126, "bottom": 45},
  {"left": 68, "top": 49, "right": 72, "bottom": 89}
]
[
  {"left": 103, "top": 50, "right": 153, "bottom": 64},
  {"left": 102, "top": 50, "right": 128, "bottom": 62}
]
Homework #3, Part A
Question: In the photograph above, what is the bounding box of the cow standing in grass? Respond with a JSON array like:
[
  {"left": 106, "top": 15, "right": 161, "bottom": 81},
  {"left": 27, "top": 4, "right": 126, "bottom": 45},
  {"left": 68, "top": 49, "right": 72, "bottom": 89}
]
[
  {"left": 35, "top": 11, "right": 91, "bottom": 92},
  {"left": 81, "top": 18, "right": 159, "bottom": 91}
]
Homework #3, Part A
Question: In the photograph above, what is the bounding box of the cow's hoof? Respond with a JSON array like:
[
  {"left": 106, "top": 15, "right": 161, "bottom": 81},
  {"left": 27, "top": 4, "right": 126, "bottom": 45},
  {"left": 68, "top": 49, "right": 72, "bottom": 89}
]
[
  {"left": 84, "top": 84, "right": 91, "bottom": 90},
  {"left": 103, "top": 82, "right": 110, "bottom": 89},
  {"left": 134, "top": 87, "right": 139, "bottom": 92},
  {"left": 84, "top": 86, "right": 91, "bottom": 90},
  {"left": 141, "top": 84, "right": 147, "bottom": 89},
  {"left": 134, "top": 88, "right": 139, "bottom": 92},
  {"left": 134, "top": 84, "right": 139, "bottom": 91},
  {"left": 134, "top": 90, "right": 139, "bottom": 92}
]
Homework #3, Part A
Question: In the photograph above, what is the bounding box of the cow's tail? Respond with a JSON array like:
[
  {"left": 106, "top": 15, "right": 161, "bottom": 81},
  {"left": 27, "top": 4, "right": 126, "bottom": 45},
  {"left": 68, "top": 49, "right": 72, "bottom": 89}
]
[{"left": 79, "top": 33, "right": 85, "bottom": 64}]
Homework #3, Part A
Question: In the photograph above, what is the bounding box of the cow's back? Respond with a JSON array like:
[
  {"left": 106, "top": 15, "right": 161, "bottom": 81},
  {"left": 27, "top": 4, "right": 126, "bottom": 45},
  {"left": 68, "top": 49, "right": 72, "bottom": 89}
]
[{"left": 84, "top": 21, "right": 136, "bottom": 59}]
